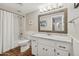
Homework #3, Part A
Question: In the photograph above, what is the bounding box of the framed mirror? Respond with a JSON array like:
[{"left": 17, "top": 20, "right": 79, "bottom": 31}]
[{"left": 38, "top": 8, "right": 67, "bottom": 33}]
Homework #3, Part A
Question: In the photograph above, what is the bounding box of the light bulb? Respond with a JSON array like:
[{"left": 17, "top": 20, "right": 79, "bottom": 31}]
[
  {"left": 47, "top": 6, "right": 52, "bottom": 11},
  {"left": 43, "top": 8, "right": 48, "bottom": 12},
  {"left": 40, "top": 9, "right": 43, "bottom": 13}
]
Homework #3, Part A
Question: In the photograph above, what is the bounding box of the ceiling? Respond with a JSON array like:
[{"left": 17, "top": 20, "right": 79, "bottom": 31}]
[{"left": 0, "top": 3, "right": 45, "bottom": 15}]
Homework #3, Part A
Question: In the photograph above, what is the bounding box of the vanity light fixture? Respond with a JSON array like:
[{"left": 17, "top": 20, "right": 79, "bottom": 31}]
[
  {"left": 39, "top": 3, "right": 63, "bottom": 13},
  {"left": 40, "top": 7, "right": 48, "bottom": 13}
]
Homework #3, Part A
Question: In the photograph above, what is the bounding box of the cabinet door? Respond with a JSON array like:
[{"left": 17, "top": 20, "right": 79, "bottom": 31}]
[
  {"left": 50, "top": 47, "right": 55, "bottom": 56},
  {"left": 44, "top": 45, "right": 54, "bottom": 56},
  {"left": 38, "top": 44, "right": 55, "bottom": 56},
  {"left": 31, "top": 40, "right": 38, "bottom": 56},
  {"left": 56, "top": 49, "right": 70, "bottom": 56},
  {"left": 38, "top": 44, "right": 45, "bottom": 56}
]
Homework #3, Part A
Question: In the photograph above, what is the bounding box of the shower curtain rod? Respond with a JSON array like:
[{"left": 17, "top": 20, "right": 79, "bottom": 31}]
[{"left": 0, "top": 8, "right": 23, "bottom": 16}]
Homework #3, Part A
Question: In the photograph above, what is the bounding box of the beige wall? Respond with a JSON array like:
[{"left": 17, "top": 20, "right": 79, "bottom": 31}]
[
  {"left": 19, "top": 16, "right": 27, "bottom": 37},
  {"left": 25, "top": 3, "right": 79, "bottom": 40},
  {"left": 26, "top": 11, "right": 39, "bottom": 32}
]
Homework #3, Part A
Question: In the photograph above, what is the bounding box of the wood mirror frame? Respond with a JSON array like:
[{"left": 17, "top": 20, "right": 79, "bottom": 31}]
[{"left": 38, "top": 8, "right": 67, "bottom": 33}]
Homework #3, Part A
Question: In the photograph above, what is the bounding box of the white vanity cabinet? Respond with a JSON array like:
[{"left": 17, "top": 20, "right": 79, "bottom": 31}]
[{"left": 30, "top": 34, "right": 72, "bottom": 56}]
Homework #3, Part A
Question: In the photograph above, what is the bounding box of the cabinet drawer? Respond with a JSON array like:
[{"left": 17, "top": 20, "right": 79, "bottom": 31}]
[
  {"left": 56, "top": 42, "right": 71, "bottom": 51},
  {"left": 56, "top": 49, "right": 70, "bottom": 56},
  {"left": 38, "top": 38, "right": 55, "bottom": 47}
]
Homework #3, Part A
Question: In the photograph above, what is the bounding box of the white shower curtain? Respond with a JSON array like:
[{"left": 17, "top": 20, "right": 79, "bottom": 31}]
[
  {"left": 3, "top": 11, "right": 11, "bottom": 52},
  {"left": 0, "top": 10, "right": 20, "bottom": 53},
  {"left": 0, "top": 10, "right": 3, "bottom": 54},
  {"left": 13, "top": 14, "right": 20, "bottom": 48}
]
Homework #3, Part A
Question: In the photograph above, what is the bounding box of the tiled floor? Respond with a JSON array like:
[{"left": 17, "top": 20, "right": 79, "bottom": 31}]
[{"left": 0, "top": 46, "right": 32, "bottom": 56}]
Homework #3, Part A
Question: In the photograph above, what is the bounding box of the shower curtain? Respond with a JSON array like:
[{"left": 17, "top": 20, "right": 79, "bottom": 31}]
[
  {"left": 0, "top": 10, "right": 3, "bottom": 54},
  {"left": 0, "top": 10, "right": 21, "bottom": 53}
]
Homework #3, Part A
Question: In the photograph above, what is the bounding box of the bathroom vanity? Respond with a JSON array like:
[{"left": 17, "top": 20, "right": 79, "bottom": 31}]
[{"left": 30, "top": 33, "right": 73, "bottom": 56}]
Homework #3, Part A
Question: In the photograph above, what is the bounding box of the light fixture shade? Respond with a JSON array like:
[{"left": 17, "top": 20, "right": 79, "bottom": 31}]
[
  {"left": 40, "top": 9, "right": 43, "bottom": 13},
  {"left": 43, "top": 8, "right": 48, "bottom": 12}
]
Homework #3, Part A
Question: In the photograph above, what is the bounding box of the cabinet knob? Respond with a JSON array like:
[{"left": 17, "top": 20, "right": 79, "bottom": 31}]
[
  {"left": 43, "top": 48, "right": 45, "bottom": 50},
  {"left": 57, "top": 53, "right": 60, "bottom": 55},
  {"left": 54, "top": 49, "right": 56, "bottom": 52},
  {"left": 68, "top": 53, "right": 70, "bottom": 56},
  {"left": 46, "top": 49, "right": 48, "bottom": 51}
]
